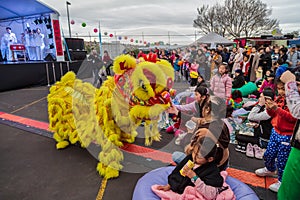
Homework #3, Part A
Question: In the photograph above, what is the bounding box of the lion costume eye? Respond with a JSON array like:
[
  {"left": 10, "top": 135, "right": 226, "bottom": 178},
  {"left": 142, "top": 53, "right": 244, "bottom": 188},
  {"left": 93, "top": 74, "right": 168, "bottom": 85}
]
[{"left": 139, "top": 80, "right": 146, "bottom": 90}]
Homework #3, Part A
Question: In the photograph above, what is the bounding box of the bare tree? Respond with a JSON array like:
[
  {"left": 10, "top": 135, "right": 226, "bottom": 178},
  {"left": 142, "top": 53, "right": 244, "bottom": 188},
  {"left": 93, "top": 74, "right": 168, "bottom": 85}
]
[
  {"left": 193, "top": 5, "right": 226, "bottom": 36},
  {"left": 193, "top": 0, "right": 279, "bottom": 38}
]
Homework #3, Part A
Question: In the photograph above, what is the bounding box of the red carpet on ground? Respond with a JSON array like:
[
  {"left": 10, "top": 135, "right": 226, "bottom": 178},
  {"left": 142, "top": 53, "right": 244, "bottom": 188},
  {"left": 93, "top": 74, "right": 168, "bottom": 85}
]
[{"left": 0, "top": 111, "right": 276, "bottom": 189}]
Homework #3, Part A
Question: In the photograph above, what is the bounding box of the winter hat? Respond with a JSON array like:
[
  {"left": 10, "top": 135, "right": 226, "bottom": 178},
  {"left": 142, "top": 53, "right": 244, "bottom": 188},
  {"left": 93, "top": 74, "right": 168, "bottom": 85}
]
[
  {"left": 263, "top": 87, "right": 275, "bottom": 100},
  {"left": 235, "top": 69, "right": 243, "bottom": 74}
]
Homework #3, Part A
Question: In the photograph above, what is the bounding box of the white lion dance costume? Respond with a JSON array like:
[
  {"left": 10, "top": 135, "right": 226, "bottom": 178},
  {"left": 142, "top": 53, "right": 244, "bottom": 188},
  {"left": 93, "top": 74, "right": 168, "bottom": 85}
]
[{"left": 48, "top": 53, "right": 175, "bottom": 179}]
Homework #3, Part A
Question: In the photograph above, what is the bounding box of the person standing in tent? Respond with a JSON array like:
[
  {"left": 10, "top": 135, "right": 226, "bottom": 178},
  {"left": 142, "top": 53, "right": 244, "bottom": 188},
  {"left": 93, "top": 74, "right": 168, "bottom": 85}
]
[
  {"left": 28, "top": 28, "right": 36, "bottom": 60},
  {"left": 23, "top": 29, "right": 31, "bottom": 60},
  {"left": 1, "top": 35, "right": 7, "bottom": 61},
  {"left": 35, "top": 28, "right": 45, "bottom": 60},
  {"left": 2, "top": 27, "right": 17, "bottom": 61}
]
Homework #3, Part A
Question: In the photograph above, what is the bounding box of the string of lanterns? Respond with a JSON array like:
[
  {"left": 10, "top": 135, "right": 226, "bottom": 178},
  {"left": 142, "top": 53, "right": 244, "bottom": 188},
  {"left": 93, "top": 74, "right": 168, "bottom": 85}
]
[{"left": 69, "top": 19, "right": 163, "bottom": 46}]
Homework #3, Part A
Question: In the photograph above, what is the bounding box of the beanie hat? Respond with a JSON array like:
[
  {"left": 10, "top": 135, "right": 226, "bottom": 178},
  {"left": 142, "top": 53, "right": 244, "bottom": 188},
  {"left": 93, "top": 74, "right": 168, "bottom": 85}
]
[{"left": 235, "top": 69, "right": 243, "bottom": 74}]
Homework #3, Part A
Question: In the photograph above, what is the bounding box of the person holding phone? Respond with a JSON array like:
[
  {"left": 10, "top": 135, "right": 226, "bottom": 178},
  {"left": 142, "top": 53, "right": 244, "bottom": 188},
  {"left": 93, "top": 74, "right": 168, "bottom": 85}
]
[
  {"left": 255, "top": 79, "right": 297, "bottom": 192},
  {"left": 237, "top": 88, "right": 273, "bottom": 159}
]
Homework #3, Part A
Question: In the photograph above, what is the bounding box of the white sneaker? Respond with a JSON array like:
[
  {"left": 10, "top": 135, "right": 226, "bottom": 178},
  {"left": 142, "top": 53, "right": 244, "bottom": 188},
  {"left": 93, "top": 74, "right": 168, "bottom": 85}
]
[
  {"left": 253, "top": 144, "right": 263, "bottom": 159},
  {"left": 269, "top": 181, "right": 281, "bottom": 192},
  {"left": 246, "top": 143, "right": 254, "bottom": 157},
  {"left": 255, "top": 167, "right": 276, "bottom": 177}
]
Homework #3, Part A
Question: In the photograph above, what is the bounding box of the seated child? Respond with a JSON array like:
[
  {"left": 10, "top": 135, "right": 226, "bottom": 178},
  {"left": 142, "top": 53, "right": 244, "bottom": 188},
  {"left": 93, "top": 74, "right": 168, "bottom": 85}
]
[
  {"left": 235, "top": 88, "right": 274, "bottom": 158},
  {"left": 226, "top": 90, "right": 244, "bottom": 110},
  {"left": 155, "top": 136, "right": 225, "bottom": 199},
  {"left": 166, "top": 86, "right": 210, "bottom": 137},
  {"left": 248, "top": 88, "right": 273, "bottom": 149},
  {"left": 173, "top": 96, "right": 231, "bottom": 172}
]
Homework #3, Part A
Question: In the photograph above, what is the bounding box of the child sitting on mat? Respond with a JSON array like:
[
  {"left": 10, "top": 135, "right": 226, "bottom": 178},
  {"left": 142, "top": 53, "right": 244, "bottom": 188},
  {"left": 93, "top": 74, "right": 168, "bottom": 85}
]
[{"left": 155, "top": 136, "right": 226, "bottom": 199}]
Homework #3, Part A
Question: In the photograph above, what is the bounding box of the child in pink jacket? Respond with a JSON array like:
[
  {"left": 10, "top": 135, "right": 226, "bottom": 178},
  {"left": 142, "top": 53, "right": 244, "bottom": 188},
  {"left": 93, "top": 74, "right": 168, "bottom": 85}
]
[{"left": 210, "top": 63, "right": 232, "bottom": 100}]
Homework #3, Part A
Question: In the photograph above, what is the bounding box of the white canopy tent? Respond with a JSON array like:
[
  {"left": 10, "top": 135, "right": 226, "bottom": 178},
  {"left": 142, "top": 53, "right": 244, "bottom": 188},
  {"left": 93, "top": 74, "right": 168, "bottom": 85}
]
[{"left": 192, "top": 32, "right": 234, "bottom": 48}]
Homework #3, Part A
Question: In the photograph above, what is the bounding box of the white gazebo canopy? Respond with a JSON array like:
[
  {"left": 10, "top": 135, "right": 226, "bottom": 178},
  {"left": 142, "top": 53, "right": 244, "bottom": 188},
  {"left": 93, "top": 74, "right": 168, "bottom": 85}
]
[{"left": 192, "top": 32, "right": 234, "bottom": 48}]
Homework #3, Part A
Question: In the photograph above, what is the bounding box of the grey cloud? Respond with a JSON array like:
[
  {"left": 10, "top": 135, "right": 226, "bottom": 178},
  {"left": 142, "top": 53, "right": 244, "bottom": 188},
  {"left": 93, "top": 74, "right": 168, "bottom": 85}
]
[{"left": 40, "top": 0, "right": 300, "bottom": 42}]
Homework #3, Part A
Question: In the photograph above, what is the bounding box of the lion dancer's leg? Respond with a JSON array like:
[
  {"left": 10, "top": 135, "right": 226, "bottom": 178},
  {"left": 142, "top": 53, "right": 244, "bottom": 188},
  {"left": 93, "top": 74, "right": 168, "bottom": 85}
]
[
  {"left": 144, "top": 120, "right": 161, "bottom": 146},
  {"left": 95, "top": 122, "right": 124, "bottom": 179},
  {"left": 151, "top": 120, "right": 161, "bottom": 141}
]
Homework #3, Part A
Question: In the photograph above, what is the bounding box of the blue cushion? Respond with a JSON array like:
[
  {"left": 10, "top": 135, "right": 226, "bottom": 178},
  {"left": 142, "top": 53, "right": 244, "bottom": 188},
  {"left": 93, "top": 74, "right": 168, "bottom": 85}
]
[{"left": 132, "top": 166, "right": 259, "bottom": 200}]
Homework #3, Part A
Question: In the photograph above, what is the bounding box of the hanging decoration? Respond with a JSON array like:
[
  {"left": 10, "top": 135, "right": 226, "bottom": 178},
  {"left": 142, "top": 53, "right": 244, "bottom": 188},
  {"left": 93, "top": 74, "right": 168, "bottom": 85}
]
[
  {"left": 124, "top": 36, "right": 128, "bottom": 40},
  {"left": 82, "top": 22, "right": 86, "bottom": 27},
  {"left": 104, "top": 32, "right": 108, "bottom": 36},
  {"left": 94, "top": 28, "right": 98, "bottom": 33},
  {"left": 118, "top": 36, "right": 122, "bottom": 40},
  {"left": 130, "top": 39, "right": 134, "bottom": 42},
  {"left": 135, "top": 40, "right": 138, "bottom": 43},
  {"left": 109, "top": 33, "right": 113, "bottom": 38},
  {"left": 70, "top": 20, "right": 75, "bottom": 25},
  {"left": 144, "top": 41, "right": 147, "bottom": 44},
  {"left": 139, "top": 40, "right": 142, "bottom": 43}
]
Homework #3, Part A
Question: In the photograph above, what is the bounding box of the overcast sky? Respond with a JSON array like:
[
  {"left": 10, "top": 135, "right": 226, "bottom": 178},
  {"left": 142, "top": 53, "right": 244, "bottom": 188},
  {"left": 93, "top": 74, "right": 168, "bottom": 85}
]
[{"left": 39, "top": 0, "right": 300, "bottom": 45}]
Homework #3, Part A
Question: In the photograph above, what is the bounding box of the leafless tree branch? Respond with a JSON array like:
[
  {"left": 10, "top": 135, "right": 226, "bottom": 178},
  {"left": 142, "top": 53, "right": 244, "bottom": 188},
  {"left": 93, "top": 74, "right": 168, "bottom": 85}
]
[{"left": 193, "top": 0, "right": 279, "bottom": 38}]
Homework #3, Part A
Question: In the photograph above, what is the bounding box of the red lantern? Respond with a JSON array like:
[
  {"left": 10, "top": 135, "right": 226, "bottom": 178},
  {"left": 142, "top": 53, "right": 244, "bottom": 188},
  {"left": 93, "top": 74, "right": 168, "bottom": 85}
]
[
  {"left": 93, "top": 28, "right": 98, "bottom": 33},
  {"left": 130, "top": 39, "right": 134, "bottom": 42},
  {"left": 109, "top": 33, "right": 113, "bottom": 37},
  {"left": 144, "top": 41, "right": 147, "bottom": 44},
  {"left": 70, "top": 20, "right": 75, "bottom": 25}
]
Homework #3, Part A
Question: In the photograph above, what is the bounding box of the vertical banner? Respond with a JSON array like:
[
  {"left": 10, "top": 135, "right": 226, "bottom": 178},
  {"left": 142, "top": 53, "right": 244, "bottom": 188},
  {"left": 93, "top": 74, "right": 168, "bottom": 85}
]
[{"left": 51, "top": 13, "right": 65, "bottom": 61}]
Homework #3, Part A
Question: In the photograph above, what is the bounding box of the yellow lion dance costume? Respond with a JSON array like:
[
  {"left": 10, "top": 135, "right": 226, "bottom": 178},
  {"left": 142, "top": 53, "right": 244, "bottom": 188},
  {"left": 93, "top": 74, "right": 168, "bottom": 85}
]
[{"left": 48, "top": 53, "right": 175, "bottom": 179}]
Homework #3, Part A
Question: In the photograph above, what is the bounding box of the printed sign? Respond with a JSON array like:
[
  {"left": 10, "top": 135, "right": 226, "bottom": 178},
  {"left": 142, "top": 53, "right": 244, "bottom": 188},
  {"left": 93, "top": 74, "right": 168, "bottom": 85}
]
[{"left": 52, "top": 20, "right": 63, "bottom": 56}]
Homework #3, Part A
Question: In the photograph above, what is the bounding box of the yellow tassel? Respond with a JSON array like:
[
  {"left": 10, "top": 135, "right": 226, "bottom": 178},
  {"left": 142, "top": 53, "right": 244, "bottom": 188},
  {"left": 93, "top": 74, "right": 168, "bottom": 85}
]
[
  {"left": 56, "top": 141, "right": 69, "bottom": 149},
  {"left": 53, "top": 132, "right": 63, "bottom": 142},
  {"left": 96, "top": 178, "right": 108, "bottom": 200}
]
